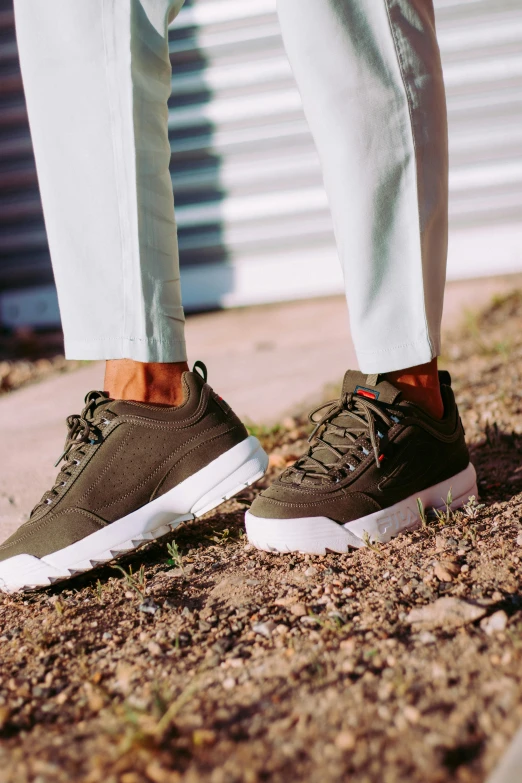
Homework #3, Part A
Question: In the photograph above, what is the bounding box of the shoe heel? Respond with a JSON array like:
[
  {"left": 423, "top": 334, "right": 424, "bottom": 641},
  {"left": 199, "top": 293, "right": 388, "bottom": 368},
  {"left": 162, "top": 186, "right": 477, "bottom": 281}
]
[{"left": 191, "top": 436, "right": 268, "bottom": 516}]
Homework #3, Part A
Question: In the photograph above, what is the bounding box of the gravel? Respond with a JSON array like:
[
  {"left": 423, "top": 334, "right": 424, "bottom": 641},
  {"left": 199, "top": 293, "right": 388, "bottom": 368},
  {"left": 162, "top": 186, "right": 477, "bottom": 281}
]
[{"left": 1, "top": 292, "right": 522, "bottom": 782}]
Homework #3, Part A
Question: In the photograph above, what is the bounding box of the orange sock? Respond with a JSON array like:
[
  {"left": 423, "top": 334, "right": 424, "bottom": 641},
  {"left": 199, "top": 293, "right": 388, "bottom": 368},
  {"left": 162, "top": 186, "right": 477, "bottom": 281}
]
[{"left": 385, "top": 358, "right": 444, "bottom": 419}]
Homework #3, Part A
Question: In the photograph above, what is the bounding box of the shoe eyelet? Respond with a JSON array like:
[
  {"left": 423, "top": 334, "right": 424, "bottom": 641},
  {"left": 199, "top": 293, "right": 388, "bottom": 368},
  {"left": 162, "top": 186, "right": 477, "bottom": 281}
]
[
  {"left": 45, "top": 498, "right": 52, "bottom": 505},
  {"left": 60, "top": 481, "right": 67, "bottom": 486},
  {"left": 361, "top": 447, "right": 369, "bottom": 455},
  {"left": 73, "top": 459, "right": 80, "bottom": 465}
]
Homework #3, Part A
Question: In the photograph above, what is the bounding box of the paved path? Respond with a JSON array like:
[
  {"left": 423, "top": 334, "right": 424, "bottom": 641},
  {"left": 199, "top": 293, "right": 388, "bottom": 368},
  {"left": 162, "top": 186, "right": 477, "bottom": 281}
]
[{"left": 0, "top": 274, "right": 520, "bottom": 544}]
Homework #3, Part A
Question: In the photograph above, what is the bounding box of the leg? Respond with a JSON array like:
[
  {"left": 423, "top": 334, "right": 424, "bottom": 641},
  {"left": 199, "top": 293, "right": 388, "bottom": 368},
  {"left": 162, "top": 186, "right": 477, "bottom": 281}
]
[
  {"left": 0, "top": 2, "right": 270, "bottom": 592},
  {"left": 245, "top": 1, "right": 478, "bottom": 554},
  {"left": 277, "top": 0, "right": 448, "bottom": 416},
  {"left": 14, "top": 0, "right": 188, "bottom": 401}
]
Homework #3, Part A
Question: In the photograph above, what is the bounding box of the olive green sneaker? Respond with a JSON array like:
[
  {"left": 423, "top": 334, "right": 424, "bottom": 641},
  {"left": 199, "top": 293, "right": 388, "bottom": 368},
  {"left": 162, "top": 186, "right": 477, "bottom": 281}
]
[
  {"left": 245, "top": 370, "right": 477, "bottom": 554},
  {"left": 0, "top": 363, "right": 268, "bottom": 592}
]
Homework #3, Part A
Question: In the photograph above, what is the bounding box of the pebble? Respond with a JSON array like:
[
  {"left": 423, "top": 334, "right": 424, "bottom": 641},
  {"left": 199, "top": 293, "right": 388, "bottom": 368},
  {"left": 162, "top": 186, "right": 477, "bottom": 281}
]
[
  {"left": 252, "top": 621, "right": 277, "bottom": 639},
  {"left": 406, "top": 597, "right": 487, "bottom": 631},
  {"left": 304, "top": 567, "right": 317, "bottom": 577},
  {"left": 516, "top": 533, "right": 522, "bottom": 546},
  {"left": 403, "top": 705, "right": 420, "bottom": 724},
  {"left": 223, "top": 677, "right": 235, "bottom": 690},
  {"left": 139, "top": 598, "right": 160, "bottom": 615},
  {"left": 434, "top": 559, "right": 461, "bottom": 582},
  {"left": 417, "top": 631, "right": 437, "bottom": 645},
  {"left": 480, "top": 610, "right": 508, "bottom": 636},
  {"left": 147, "top": 641, "right": 162, "bottom": 657},
  {"left": 289, "top": 603, "right": 307, "bottom": 617},
  {"left": 165, "top": 568, "right": 184, "bottom": 579},
  {"left": 300, "top": 616, "right": 320, "bottom": 627},
  {"left": 192, "top": 729, "right": 217, "bottom": 747},
  {"left": 334, "top": 730, "right": 356, "bottom": 751}
]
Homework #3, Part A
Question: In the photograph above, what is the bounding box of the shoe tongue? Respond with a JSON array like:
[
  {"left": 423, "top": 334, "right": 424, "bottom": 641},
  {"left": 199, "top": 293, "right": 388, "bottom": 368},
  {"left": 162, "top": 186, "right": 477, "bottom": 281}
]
[{"left": 341, "top": 370, "right": 402, "bottom": 405}]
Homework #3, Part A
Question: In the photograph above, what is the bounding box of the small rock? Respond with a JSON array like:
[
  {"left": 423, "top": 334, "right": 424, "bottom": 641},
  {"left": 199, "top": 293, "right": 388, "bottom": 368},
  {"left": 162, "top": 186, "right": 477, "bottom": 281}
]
[
  {"left": 223, "top": 677, "right": 235, "bottom": 690},
  {"left": 435, "top": 535, "right": 447, "bottom": 551},
  {"left": 246, "top": 579, "right": 261, "bottom": 586},
  {"left": 212, "top": 637, "right": 234, "bottom": 655},
  {"left": 192, "top": 729, "right": 217, "bottom": 747},
  {"left": 252, "top": 621, "right": 277, "bottom": 639},
  {"left": 406, "top": 597, "right": 487, "bottom": 631},
  {"left": 403, "top": 705, "right": 420, "bottom": 724},
  {"left": 480, "top": 610, "right": 508, "bottom": 636},
  {"left": 516, "top": 532, "right": 522, "bottom": 547},
  {"left": 334, "top": 730, "right": 356, "bottom": 751},
  {"left": 165, "top": 568, "right": 184, "bottom": 579},
  {"left": 139, "top": 598, "right": 160, "bottom": 615},
  {"left": 434, "top": 559, "right": 461, "bottom": 582},
  {"left": 148, "top": 641, "right": 162, "bottom": 657},
  {"left": 461, "top": 564, "right": 470, "bottom": 573},
  {"left": 102, "top": 632, "right": 112, "bottom": 640},
  {"left": 300, "top": 616, "right": 320, "bottom": 627},
  {"left": 304, "top": 567, "right": 318, "bottom": 577},
  {"left": 178, "top": 631, "right": 192, "bottom": 647},
  {"left": 289, "top": 603, "right": 307, "bottom": 617},
  {"left": 417, "top": 631, "right": 437, "bottom": 645}
]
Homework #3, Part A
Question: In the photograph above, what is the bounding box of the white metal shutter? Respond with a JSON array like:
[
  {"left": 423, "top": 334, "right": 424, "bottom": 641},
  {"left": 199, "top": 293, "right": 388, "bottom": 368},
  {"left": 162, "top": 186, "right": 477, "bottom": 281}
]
[{"left": 0, "top": 0, "right": 521, "bottom": 327}]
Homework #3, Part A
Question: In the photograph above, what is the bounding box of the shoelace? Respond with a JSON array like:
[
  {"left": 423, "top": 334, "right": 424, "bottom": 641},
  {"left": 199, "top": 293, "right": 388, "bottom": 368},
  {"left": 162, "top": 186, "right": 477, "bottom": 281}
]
[
  {"left": 289, "top": 392, "right": 401, "bottom": 482},
  {"left": 31, "top": 391, "right": 112, "bottom": 516}
]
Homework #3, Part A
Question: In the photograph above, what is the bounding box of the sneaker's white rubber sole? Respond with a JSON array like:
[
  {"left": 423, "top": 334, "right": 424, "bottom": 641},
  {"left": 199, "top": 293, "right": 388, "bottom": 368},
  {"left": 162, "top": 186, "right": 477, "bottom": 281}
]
[
  {"left": 245, "top": 462, "right": 478, "bottom": 555},
  {"left": 0, "top": 436, "right": 268, "bottom": 594}
]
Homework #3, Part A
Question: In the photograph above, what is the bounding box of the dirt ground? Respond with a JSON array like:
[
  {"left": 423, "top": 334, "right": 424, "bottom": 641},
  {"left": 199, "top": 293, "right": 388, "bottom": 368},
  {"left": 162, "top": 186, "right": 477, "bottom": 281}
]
[{"left": 1, "top": 293, "right": 522, "bottom": 783}]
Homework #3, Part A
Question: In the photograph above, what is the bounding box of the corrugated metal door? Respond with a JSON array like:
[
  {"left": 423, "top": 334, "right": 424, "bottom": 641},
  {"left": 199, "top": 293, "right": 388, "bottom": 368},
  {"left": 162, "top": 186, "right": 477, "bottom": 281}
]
[{"left": 0, "top": 0, "right": 521, "bottom": 327}]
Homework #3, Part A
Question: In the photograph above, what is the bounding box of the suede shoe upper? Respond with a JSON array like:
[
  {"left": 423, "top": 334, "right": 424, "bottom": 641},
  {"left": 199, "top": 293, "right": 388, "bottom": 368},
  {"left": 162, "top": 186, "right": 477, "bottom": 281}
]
[
  {"left": 249, "top": 370, "right": 469, "bottom": 524},
  {"left": 0, "top": 370, "right": 248, "bottom": 561}
]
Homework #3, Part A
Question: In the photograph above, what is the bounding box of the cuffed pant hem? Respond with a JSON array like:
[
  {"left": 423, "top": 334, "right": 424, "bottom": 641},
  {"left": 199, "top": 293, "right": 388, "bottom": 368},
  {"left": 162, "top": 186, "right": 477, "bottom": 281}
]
[
  {"left": 63, "top": 337, "right": 188, "bottom": 363},
  {"left": 356, "top": 334, "right": 440, "bottom": 374}
]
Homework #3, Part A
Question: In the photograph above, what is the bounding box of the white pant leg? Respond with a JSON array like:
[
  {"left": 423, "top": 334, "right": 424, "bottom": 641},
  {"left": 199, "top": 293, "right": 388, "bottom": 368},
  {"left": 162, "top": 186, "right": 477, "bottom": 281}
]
[
  {"left": 277, "top": 0, "right": 448, "bottom": 373},
  {"left": 13, "top": 0, "right": 187, "bottom": 362}
]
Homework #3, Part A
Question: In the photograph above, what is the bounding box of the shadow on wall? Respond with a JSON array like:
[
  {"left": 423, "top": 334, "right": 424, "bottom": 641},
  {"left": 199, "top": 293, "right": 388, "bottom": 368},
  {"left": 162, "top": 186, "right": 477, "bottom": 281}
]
[
  {"left": 168, "top": 0, "right": 234, "bottom": 311},
  {"left": 0, "top": 0, "right": 232, "bottom": 350}
]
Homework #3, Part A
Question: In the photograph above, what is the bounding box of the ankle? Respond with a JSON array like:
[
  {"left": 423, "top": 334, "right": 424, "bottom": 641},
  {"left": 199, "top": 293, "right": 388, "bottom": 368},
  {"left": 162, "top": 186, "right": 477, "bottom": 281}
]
[
  {"left": 384, "top": 358, "right": 444, "bottom": 419},
  {"left": 104, "top": 359, "right": 189, "bottom": 405}
]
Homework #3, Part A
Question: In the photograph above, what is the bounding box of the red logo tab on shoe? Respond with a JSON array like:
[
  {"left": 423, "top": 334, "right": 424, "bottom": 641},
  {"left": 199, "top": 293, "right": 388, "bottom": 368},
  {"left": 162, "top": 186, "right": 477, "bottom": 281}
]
[{"left": 355, "top": 385, "right": 380, "bottom": 400}]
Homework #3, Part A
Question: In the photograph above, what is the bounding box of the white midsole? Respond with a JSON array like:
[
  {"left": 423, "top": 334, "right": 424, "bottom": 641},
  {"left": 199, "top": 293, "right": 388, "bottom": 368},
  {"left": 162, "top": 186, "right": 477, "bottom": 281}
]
[
  {"left": 245, "top": 463, "right": 478, "bottom": 555},
  {"left": 0, "top": 436, "right": 268, "bottom": 593}
]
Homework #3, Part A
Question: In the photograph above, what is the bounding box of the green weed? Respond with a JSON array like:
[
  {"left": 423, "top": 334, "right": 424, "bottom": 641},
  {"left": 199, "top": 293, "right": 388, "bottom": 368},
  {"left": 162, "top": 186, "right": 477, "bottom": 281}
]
[{"left": 112, "top": 563, "right": 147, "bottom": 600}]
